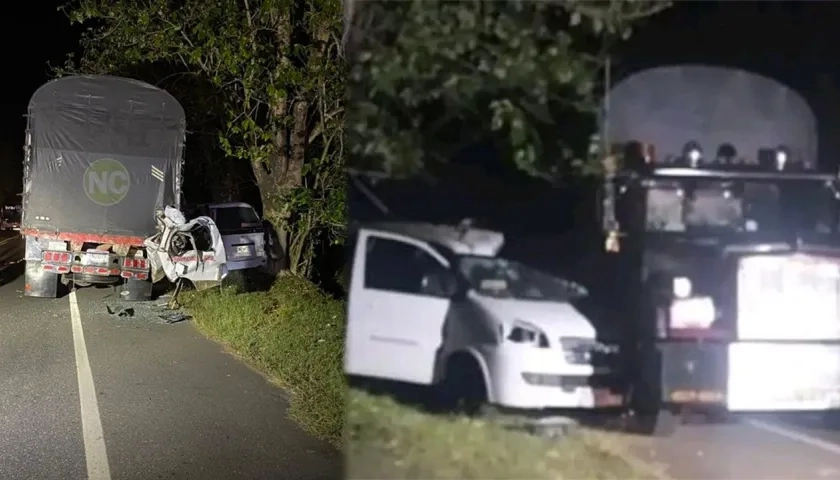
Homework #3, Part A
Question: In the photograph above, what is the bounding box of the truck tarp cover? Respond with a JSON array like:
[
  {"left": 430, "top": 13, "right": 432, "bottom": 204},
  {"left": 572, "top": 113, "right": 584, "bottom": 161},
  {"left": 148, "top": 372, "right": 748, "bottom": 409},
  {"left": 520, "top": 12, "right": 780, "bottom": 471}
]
[
  {"left": 23, "top": 75, "right": 185, "bottom": 238},
  {"left": 604, "top": 65, "right": 817, "bottom": 166}
]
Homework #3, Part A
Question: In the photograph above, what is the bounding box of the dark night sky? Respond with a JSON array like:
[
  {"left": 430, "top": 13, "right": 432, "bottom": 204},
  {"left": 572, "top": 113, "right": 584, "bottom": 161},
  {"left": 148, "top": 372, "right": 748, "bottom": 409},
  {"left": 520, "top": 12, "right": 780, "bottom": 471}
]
[
  {"left": 0, "top": 1, "right": 79, "bottom": 176},
  {"left": 621, "top": 1, "right": 832, "bottom": 81}
]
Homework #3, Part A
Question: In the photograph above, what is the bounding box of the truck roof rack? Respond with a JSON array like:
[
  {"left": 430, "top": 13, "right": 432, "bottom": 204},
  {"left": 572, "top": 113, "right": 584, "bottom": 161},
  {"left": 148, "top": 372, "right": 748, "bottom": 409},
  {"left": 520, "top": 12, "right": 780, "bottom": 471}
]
[{"left": 630, "top": 167, "right": 837, "bottom": 182}]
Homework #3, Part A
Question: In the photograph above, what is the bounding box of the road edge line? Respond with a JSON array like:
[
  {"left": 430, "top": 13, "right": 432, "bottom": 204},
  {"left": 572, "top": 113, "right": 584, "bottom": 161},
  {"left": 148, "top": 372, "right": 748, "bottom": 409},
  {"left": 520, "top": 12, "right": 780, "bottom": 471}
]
[
  {"left": 69, "top": 291, "right": 112, "bottom": 480},
  {"left": 745, "top": 418, "right": 840, "bottom": 455}
]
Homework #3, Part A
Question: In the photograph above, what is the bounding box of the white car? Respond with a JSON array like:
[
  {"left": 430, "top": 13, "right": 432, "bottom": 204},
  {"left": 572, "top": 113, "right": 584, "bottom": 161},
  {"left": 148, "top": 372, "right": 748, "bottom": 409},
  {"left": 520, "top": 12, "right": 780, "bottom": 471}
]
[
  {"left": 194, "top": 202, "right": 268, "bottom": 272},
  {"left": 344, "top": 221, "right": 621, "bottom": 411}
]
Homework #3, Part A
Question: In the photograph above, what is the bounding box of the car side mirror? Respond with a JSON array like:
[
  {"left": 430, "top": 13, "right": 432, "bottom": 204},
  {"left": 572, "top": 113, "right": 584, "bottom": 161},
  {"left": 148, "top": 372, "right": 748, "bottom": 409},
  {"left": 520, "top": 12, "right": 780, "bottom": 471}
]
[{"left": 567, "top": 281, "right": 588, "bottom": 298}]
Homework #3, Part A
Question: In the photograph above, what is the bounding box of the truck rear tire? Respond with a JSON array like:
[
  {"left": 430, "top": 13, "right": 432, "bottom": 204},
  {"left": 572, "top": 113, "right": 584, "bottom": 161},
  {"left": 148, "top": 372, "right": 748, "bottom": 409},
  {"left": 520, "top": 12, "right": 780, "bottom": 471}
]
[
  {"left": 704, "top": 407, "right": 732, "bottom": 425},
  {"left": 635, "top": 408, "right": 678, "bottom": 437},
  {"left": 120, "top": 277, "right": 153, "bottom": 301},
  {"left": 24, "top": 260, "right": 58, "bottom": 298}
]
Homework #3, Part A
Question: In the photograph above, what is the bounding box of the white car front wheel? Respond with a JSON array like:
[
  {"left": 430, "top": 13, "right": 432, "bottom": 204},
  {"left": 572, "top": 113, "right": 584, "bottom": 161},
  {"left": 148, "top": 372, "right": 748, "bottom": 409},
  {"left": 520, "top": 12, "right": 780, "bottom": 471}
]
[{"left": 437, "top": 354, "right": 488, "bottom": 415}]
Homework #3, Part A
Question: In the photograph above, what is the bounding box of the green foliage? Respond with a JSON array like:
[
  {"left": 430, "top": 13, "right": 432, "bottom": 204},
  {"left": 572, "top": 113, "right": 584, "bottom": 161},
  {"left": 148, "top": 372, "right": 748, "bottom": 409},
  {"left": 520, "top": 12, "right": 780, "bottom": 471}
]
[
  {"left": 347, "top": 0, "right": 670, "bottom": 181},
  {"left": 183, "top": 274, "right": 347, "bottom": 445},
  {"left": 59, "top": 0, "right": 346, "bottom": 277}
]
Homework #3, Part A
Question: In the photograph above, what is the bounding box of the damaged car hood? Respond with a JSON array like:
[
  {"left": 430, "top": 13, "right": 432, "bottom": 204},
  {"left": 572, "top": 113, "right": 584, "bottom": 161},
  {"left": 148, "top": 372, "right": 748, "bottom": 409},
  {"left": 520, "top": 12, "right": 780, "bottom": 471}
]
[
  {"left": 144, "top": 206, "right": 229, "bottom": 289},
  {"left": 469, "top": 293, "right": 597, "bottom": 339}
]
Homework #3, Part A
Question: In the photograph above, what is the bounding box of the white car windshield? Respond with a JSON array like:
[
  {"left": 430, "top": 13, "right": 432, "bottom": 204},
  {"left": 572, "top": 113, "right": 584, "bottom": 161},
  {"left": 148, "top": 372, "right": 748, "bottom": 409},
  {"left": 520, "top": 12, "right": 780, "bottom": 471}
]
[{"left": 457, "top": 256, "right": 586, "bottom": 301}]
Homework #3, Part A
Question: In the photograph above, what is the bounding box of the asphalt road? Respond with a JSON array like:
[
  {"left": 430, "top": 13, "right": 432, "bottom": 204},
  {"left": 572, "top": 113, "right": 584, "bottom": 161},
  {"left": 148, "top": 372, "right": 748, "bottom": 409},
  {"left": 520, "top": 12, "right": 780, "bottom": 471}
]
[
  {"left": 618, "top": 411, "right": 840, "bottom": 478},
  {"left": 0, "top": 249, "right": 340, "bottom": 480}
]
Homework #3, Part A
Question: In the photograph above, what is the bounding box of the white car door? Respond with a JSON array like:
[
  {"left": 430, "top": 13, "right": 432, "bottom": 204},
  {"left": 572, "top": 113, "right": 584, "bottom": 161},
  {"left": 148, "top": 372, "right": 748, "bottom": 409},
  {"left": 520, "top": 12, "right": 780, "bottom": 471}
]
[{"left": 345, "top": 230, "right": 452, "bottom": 385}]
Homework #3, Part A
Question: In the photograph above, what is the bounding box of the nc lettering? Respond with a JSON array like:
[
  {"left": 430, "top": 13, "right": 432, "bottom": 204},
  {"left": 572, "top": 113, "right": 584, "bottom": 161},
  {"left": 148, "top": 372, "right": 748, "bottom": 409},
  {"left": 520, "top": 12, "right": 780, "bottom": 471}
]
[{"left": 87, "top": 171, "right": 128, "bottom": 195}]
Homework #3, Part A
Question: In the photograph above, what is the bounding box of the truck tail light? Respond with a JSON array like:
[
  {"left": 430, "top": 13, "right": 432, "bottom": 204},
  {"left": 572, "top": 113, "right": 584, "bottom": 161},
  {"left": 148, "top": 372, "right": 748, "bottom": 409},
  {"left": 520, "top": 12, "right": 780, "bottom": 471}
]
[
  {"left": 670, "top": 297, "right": 715, "bottom": 330},
  {"left": 43, "top": 251, "right": 71, "bottom": 264},
  {"left": 668, "top": 296, "right": 729, "bottom": 340},
  {"left": 120, "top": 271, "right": 149, "bottom": 280},
  {"left": 123, "top": 258, "right": 148, "bottom": 270}
]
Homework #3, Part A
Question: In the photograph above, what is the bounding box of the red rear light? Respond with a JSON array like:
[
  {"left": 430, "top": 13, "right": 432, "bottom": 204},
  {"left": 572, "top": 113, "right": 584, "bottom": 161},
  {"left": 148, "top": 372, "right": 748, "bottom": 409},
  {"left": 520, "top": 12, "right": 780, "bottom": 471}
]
[
  {"left": 43, "top": 251, "right": 71, "bottom": 264},
  {"left": 122, "top": 258, "right": 148, "bottom": 270},
  {"left": 668, "top": 327, "right": 730, "bottom": 341}
]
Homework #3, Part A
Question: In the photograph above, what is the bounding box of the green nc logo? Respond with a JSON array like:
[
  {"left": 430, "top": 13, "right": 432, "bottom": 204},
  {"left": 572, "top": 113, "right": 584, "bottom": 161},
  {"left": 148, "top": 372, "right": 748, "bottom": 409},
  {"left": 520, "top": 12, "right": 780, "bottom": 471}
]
[{"left": 83, "top": 158, "right": 130, "bottom": 206}]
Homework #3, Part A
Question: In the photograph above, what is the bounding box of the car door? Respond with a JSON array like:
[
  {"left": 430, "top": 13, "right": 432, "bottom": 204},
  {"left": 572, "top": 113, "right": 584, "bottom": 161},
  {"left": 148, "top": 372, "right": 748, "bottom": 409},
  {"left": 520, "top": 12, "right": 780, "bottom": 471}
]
[{"left": 345, "top": 229, "right": 452, "bottom": 385}]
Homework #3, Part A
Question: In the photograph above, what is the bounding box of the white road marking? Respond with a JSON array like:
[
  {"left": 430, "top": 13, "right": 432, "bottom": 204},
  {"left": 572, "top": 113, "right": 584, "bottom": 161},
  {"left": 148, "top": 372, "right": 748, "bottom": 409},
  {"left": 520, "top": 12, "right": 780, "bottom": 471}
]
[
  {"left": 69, "top": 291, "right": 112, "bottom": 480},
  {"left": 745, "top": 418, "right": 840, "bottom": 456}
]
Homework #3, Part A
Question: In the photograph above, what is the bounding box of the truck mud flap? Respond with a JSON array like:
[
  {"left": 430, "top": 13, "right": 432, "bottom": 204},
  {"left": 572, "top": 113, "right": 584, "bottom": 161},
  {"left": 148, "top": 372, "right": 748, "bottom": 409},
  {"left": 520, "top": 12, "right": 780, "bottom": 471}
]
[
  {"left": 119, "top": 277, "right": 153, "bottom": 301},
  {"left": 24, "top": 260, "right": 58, "bottom": 298},
  {"left": 659, "top": 341, "right": 728, "bottom": 407}
]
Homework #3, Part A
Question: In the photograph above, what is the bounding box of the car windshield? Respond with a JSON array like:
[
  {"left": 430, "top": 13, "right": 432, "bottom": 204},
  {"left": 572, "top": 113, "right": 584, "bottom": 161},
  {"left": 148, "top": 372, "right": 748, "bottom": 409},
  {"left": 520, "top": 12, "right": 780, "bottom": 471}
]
[
  {"left": 213, "top": 206, "right": 262, "bottom": 233},
  {"left": 457, "top": 256, "right": 586, "bottom": 302},
  {"left": 645, "top": 178, "right": 838, "bottom": 234}
]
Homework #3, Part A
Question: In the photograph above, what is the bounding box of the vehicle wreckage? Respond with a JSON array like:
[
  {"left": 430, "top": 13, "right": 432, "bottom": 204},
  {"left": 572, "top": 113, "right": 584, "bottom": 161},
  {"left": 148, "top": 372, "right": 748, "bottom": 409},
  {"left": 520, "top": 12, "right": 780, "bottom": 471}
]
[
  {"left": 21, "top": 75, "right": 228, "bottom": 300},
  {"left": 145, "top": 206, "right": 228, "bottom": 304}
]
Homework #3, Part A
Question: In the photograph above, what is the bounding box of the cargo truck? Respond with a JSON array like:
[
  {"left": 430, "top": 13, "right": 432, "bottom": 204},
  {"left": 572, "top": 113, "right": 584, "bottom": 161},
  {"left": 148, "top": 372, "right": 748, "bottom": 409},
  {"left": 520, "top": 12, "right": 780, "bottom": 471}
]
[
  {"left": 21, "top": 75, "right": 226, "bottom": 300},
  {"left": 599, "top": 65, "right": 840, "bottom": 434}
]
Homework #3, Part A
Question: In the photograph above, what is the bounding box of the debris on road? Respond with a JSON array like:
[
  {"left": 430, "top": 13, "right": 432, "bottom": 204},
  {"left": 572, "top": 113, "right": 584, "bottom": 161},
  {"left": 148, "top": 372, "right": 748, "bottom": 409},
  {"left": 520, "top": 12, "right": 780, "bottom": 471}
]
[
  {"left": 106, "top": 305, "right": 135, "bottom": 318},
  {"left": 501, "top": 415, "right": 580, "bottom": 440},
  {"left": 102, "top": 296, "right": 192, "bottom": 325},
  {"left": 159, "top": 311, "right": 191, "bottom": 325}
]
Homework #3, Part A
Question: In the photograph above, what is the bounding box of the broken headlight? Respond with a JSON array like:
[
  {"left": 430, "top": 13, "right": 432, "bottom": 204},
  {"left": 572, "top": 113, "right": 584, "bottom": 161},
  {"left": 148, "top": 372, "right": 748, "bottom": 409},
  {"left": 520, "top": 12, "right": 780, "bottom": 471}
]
[{"left": 506, "top": 320, "right": 550, "bottom": 348}]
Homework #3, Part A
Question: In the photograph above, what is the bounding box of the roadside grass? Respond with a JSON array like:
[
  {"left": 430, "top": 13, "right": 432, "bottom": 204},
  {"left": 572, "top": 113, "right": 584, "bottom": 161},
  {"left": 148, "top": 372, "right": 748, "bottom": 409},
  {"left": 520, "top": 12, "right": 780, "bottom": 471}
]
[
  {"left": 182, "top": 270, "right": 661, "bottom": 477},
  {"left": 181, "top": 272, "right": 346, "bottom": 446},
  {"left": 346, "top": 388, "right": 663, "bottom": 479}
]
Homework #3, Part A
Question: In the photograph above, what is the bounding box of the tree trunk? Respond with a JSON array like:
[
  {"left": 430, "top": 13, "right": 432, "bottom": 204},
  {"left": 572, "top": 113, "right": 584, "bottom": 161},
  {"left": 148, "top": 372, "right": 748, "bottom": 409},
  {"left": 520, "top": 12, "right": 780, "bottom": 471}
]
[
  {"left": 251, "top": 97, "right": 309, "bottom": 273},
  {"left": 287, "top": 100, "right": 308, "bottom": 189},
  {"left": 252, "top": 99, "right": 288, "bottom": 205}
]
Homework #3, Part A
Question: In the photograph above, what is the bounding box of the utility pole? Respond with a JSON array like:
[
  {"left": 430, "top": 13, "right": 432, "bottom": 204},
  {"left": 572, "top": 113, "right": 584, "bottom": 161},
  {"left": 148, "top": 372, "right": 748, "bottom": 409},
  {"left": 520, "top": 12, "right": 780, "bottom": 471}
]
[{"left": 600, "top": 57, "right": 622, "bottom": 253}]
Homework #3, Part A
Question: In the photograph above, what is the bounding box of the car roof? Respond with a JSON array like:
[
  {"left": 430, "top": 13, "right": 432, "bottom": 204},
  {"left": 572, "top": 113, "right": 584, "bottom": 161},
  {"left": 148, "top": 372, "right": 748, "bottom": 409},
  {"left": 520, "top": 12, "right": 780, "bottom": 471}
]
[{"left": 360, "top": 221, "right": 505, "bottom": 257}]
